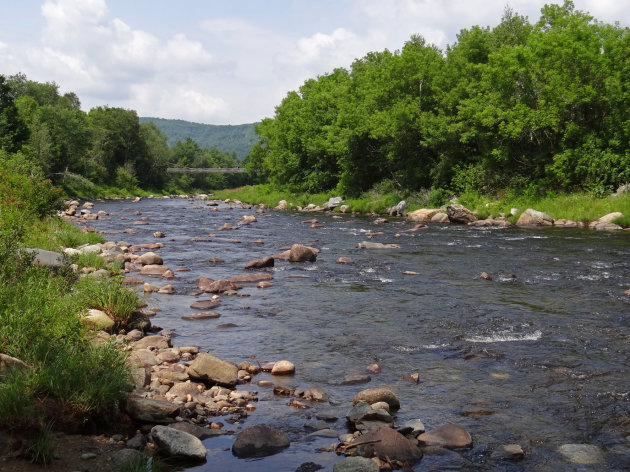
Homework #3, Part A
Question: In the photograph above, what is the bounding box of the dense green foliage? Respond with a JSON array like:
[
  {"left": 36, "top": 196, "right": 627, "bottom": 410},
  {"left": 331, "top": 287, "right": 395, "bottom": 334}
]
[
  {"left": 249, "top": 2, "right": 630, "bottom": 198},
  {"left": 139, "top": 117, "right": 258, "bottom": 159},
  {"left": 0, "top": 171, "right": 131, "bottom": 432},
  {"left": 0, "top": 73, "right": 249, "bottom": 195}
]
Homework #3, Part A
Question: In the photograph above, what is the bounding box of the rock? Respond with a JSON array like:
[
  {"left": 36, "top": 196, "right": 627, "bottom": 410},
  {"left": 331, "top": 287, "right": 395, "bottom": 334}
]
[
  {"left": 275, "top": 200, "right": 288, "bottom": 210},
  {"left": 589, "top": 221, "right": 622, "bottom": 231},
  {"left": 197, "top": 277, "right": 214, "bottom": 290},
  {"left": 228, "top": 273, "right": 273, "bottom": 283},
  {"left": 128, "top": 349, "right": 160, "bottom": 368},
  {"left": 431, "top": 212, "right": 450, "bottom": 223},
  {"left": 153, "top": 231, "right": 166, "bottom": 238},
  {"left": 187, "top": 353, "right": 238, "bottom": 387},
  {"left": 554, "top": 219, "right": 583, "bottom": 228},
  {"left": 245, "top": 256, "right": 275, "bottom": 269},
  {"left": 203, "top": 280, "right": 240, "bottom": 293},
  {"left": 398, "top": 419, "right": 426, "bottom": 438},
  {"left": 352, "top": 427, "right": 423, "bottom": 464},
  {"left": 182, "top": 311, "right": 220, "bottom": 320},
  {"left": 150, "top": 425, "right": 207, "bottom": 462},
  {"left": 133, "top": 335, "right": 170, "bottom": 350},
  {"left": 557, "top": 444, "right": 604, "bottom": 464},
  {"left": 167, "top": 381, "right": 205, "bottom": 402},
  {"left": 126, "top": 433, "right": 147, "bottom": 450},
  {"left": 347, "top": 402, "right": 394, "bottom": 432},
  {"left": 480, "top": 272, "right": 492, "bottom": 281},
  {"left": 110, "top": 449, "right": 145, "bottom": 468},
  {"left": 219, "top": 223, "right": 235, "bottom": 231},
  {"left": 366, "top": 364, "right": 381, "bottom": 374},
  {"left": 140, "top": 264, "right": 172, "bottom": 277},
  {"left": 303, "top": 386, "right": 329, "bottom": 402},
  {"left": 169, "top": 422, "right": 225, "bottom": 440},
  {"left": 81, "top": 309, "right": 114, "bottom": 330},
  {"left": 306, "top": 429, "right": 338, "bottom": 438},
  {"left": 138, "top": 252, "right": 163, "bottom": 265},
  {"left": 125, "top": 397, "right": 180, "bottom": 423},
  {"left": 336, "top": 257, "right": 353, "bottom": 264},
  {"left": 232, "top": 424, "right": 290, "bottom": 458},
  {"left": 407, "top": 208, "right": 441, "bottom": 222},
  {"left": 447, "top": 204, "right": 477, "bottom": 224},
  {"left": 289, "top": 244, "right": 317, "bottom": 262},
  {"left": 491, "top": 443, "right": 525, "bottom": 461},
  {"left": 239, "top": 215, "right": 257, "bottom": 224},
  {"left": 296, "top": 462, "right": 324, "bottom": 472},
  {"left": 417, "top": 423, "right": 472, "bottom": 449},
  {"left": 305, "top": 419, "right": 330, "bottom": 431},
  {"left": 598, "top": 212, "right": 623, "bottom": 223},
  {"left": 157, "top": 350, "right": 180, "bottom": 363},
  {"left": 258, "top": 281, "right": 273, "bottom": 288},
  {"left": 0, "top": 354, "right": 28, "bottom": 374},
  {"left": 387, "top": 200, "right": 406, "bottom": 216},
  {"left": 271, "top": 360, "right": 295, "bottom": 375},
  {"left": 333, "top": 456, "right": 379, "bottom": 472},
  {"left": 339, "top": 205, "right": 349, "bottom": 213},
  {"left": 353, "top": 388, "right": 400, "bottom": 410},
  {"left": 516, "top": 208, "right": 553, "bottom": 226},
  {"left": 24, "top": 248, "right": 65, "bottom": 268},
  {"left": 190, "top": 299, "right": 219, "bottom": 310},
  {"left": 129, "top": 367, "right": 150, "bottom": 390},
  {"left": 158, "top": 284, "right": 176, "bottom": 294},
  {"left": 322, "top": 196, "right": 344, "bottom": 210},
  {"left": 402, "top": 373, "right": 420, "bottom": 383},
  {"left": 357, "top": 241, "right": 400, "bottom": 249},
  {"left": 343, "top": 374, "right": 371, "bottom": 385}
]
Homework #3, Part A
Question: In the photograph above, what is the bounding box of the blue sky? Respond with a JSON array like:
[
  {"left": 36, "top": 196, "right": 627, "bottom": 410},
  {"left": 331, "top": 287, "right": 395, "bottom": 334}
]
[{"left": 1, "top": 1, "right": 627, "bottom": 125}]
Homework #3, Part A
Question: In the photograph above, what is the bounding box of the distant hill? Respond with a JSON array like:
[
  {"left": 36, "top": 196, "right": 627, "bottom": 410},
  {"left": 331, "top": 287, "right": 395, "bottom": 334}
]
[{"left": 139, "top": 117, "right": 259, "bottom": 159}]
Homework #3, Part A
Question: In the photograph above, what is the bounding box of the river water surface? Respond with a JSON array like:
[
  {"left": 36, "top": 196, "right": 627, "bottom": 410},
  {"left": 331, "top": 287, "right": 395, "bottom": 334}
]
[{"left": 86, "top": 198, "right": 630, "bottom": 471}]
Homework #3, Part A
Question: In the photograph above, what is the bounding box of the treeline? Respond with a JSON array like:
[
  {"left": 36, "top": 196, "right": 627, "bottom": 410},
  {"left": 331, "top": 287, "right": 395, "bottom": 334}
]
[
  {"left": 0, "top": 74, "right": 249, "bottom": 195},
  {"left": 139, "top": 117, "right": 258, "bottom": 159},
  {"left": 248, "top": 1, "right": 630, "bottom": 198}
]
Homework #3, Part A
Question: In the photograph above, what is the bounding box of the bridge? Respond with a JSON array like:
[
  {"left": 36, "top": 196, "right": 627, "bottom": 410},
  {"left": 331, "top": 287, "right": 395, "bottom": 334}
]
[{"left": 166, "top": 167, "right": 247, "bottom": 174}]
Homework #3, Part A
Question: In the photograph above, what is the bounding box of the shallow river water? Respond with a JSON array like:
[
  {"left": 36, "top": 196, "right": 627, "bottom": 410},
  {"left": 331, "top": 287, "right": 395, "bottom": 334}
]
[{"left": 86, "top": 198, "right": 630, "bottom": 471}]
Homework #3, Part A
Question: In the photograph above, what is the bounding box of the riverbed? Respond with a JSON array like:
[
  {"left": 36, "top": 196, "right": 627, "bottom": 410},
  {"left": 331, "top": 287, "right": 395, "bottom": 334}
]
[{"left": 85, "top": 197, "right": 630, "bottom": 471}]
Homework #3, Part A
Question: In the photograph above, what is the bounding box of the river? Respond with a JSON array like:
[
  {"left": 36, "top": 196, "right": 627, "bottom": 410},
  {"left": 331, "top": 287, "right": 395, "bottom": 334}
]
[{"left": 85, "top": 197, "right": 630, "bottom": 471}]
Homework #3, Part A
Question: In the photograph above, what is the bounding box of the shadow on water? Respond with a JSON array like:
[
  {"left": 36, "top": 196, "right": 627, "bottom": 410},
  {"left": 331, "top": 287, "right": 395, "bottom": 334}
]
[{"left": 88, "top": 198, "right": 630, "bottom": 471}]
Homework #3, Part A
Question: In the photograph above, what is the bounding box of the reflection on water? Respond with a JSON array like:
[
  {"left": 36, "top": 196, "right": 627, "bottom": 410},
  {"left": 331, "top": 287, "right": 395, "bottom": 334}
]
[{"left": 87, "top": 198, "right": 630, "bottom": 471}]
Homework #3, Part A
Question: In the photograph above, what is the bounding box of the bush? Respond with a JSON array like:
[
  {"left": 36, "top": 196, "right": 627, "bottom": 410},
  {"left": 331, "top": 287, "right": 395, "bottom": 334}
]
[{"left": 0, "top": 171, "right": 65, "bottom": 219}]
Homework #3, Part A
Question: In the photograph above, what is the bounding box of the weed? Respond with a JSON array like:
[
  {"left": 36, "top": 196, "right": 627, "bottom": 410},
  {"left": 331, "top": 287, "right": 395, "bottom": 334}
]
[{"left": 26, "top": 421, "right": 56, "bottom": 465}]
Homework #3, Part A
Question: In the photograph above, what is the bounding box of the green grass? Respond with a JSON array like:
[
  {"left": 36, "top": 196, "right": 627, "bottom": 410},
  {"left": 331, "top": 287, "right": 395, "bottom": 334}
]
[
  {"left": 23, "top": 217, "right": 105, "bottom": 251},
  {"left": 25, "top": 421, "right": 56, "bottom": 465},
  {"left": 75, "top": 277, "right": 144, "bottom": 327}
]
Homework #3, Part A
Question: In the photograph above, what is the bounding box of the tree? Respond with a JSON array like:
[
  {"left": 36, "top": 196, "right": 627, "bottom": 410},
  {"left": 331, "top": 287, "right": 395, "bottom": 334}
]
[{"left": 0, "top": 75, "right": 29, "bottom": 153}]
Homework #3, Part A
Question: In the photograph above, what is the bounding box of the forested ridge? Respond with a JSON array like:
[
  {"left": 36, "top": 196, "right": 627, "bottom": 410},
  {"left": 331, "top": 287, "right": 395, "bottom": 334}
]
[
  {"left": 0, "top": 75, "right": 249, "bottom": 196},
  {"left": 139, "top": 117, "right": 258, "bottom": 159},
  {"left": 247, "top": 1, "right": 630, "bottom": 198}
]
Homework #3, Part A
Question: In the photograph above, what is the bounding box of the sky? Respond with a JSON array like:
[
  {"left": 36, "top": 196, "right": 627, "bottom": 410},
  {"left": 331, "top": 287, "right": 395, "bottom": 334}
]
[{"left": 0, "top": 0, "right": 627, "bottom": 125}]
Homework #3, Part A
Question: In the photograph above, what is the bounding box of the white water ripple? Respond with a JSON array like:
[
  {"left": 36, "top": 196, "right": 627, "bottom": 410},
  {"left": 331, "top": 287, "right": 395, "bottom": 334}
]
[{"left": 466, "top": 330, "right": 543, "bottom": 343}]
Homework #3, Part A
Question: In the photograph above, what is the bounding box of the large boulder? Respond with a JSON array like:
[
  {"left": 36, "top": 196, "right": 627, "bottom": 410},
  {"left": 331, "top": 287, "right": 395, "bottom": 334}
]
[
  {"left": 289, "top": 244, "right": 317, "bottom": 262},
  {"left": 125, "top": 397, "right": 180, "bottom": 423},
  {"left": 446, "top": 204, "right": 477, "bottom": 224},
  {"left": 406, "top": 209, "right": 441, "bottom": 222},
  {"left": 352, "top": 427, "right": 423, "bottom": 464},
  {"left": 232, "top": 424, "right": 290, "bottom": 458},
  {"left": 353, "top": 388, "right": 400, "bottom": 410},
  {"left": 187, "top": 353, "right": 238, "bottom": 387},
  {"left": 150, "top": 425, "right": 207, "bottom": 462},
  {"left": 516, "top": 208, "right": 553, "bottom": 226},
  {"left": 275, "top": 200, "right": 288, "bottom": 210},
  {"left": 417, "top": 423, "right": 472, "bottom": 449},
  {"left": 24, "top": 248, "right": 65, "bottom": 268},
  {"left": 387, "top": 200, "right": 406, "bottom": 216},
  {"left": 598, "top": 212, "right": 623, "bottom": 224},
  {"left": 138, "top": 252, "right": 163, "bottom": 265},
  {"left": 322, "top": 196, "right": 344, "bottom": 210},
  {"left": 347, "top": 402, "right": 393, "bottom": 432}
]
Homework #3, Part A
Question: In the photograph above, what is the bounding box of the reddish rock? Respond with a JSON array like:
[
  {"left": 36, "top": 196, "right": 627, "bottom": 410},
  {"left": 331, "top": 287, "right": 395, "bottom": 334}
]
[
  {"left": 271, "top": 360, "right": 295, "bottom": 375},
  {"left": 203, "top": 280, "right": 240, "bottom": 293},
  {"left": 366, "top": 364, "right": 381, "bottom": 374},
  {"left": 352, "top": 427, "right": 423, "bottom": 464},
  {"left": 198, "top": 277, "right": 215, "bottom": 290},
  {"left": 140, "top": 264, "right": 171, "bottom": 277},
  {"left": 336, "top": 257, "right": 354, "bottom": 264},
  {"left": 228, "top": 273, "right": 273, "bottom": 283}
]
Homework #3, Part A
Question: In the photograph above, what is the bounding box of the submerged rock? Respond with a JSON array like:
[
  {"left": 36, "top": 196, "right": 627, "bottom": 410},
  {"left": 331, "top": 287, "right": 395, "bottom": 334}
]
[
  {"left": 150, "top": 425, "right": 207, "bottom": 462},
  {"left": 352, "top": 427, "right": 423, "bottom": 464},
  {"left": 232, "top": 424, "right": 290, "bottom": 458},
  {"left": 417, "top": 423, "right": 472, "bottom": 449},
  {"left": 557, "top": 444, "right": 604, "bottom": 464}
]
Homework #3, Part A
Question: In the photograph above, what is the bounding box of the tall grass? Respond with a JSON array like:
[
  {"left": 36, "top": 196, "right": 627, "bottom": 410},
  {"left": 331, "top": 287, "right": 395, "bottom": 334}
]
[{"left": 76, "top": 277, "right": 143, "bottom": 327}]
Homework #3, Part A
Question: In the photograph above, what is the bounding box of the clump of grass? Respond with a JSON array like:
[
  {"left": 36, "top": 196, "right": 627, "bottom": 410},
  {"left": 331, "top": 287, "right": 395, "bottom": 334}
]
[
  {"left": 76, "top": 277, "right": 143, "bottom": 327},
  {"left": 72, "top": 252, "right": 108, "bottom": 270},
  {"left": 0, "top": 370, "right": 36, "bottom": 428},
  {"left": 613, "top": 215, "right": 630, "bottom": 228},
  {"left": 25, "top": 421, "right": 56, "bottom": 465}
]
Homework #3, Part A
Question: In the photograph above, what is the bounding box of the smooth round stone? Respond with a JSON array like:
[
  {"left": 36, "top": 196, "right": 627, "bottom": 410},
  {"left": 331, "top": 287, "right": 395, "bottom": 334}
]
[
  {"left": 558, "top": 444, "right": 605, "bottom": 464},
  {"left": 271, "top": 360, "right": 295, "bottom": 375}
]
